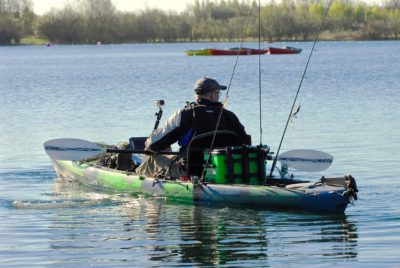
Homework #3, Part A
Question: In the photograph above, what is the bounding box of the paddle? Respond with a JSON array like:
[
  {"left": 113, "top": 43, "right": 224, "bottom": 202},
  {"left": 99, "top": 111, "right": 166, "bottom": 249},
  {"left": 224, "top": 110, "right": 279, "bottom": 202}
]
[
  {"left": 44, "top": 139, "right": 333, "bottom": 172},
  {"left": 44, "top": 138, "right": 179, "bottom": 161},
  {"left": 277, "top": 149, "right": 333, "bottom": 172}
]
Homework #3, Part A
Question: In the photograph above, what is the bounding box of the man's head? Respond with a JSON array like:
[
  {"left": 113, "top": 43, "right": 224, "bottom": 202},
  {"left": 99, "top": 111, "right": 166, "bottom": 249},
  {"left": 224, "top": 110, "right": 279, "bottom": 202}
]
[{"left": 193, "top": 77, "right": 227, "bottom": 103}]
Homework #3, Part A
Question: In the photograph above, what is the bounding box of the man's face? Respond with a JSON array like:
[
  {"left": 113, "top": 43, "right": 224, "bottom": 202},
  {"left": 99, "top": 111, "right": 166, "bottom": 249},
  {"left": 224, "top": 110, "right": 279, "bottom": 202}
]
[{"left": 209, "top": 89, "right": 221, "bottom": 103}]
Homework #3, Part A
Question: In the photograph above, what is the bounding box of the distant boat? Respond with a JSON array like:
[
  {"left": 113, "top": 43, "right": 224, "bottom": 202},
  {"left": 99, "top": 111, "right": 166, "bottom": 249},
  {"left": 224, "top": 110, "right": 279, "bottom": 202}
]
[
  {"left": 185, "top": 47, "right": 268, "bottom": 56},
  {"left": 268, "top": 46, "right": 302, "bottom": 54},
  {"left": 210, "top": 47, "right": 268, "bottom": 56},
  {"left": 185, "top": 48, "right": 212, "bottom": 56}
]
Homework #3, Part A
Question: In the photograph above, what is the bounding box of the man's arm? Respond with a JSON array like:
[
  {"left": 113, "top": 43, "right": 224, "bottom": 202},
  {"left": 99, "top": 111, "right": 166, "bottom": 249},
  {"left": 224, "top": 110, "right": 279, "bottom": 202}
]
[{"left": 146, "top": 108, "right": 192, "bottom": 152}]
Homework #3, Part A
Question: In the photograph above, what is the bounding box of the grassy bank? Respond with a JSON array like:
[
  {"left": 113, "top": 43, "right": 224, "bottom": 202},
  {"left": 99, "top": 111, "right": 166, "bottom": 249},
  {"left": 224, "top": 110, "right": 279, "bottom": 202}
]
[{"left": 19, "top": 36, "right": 50, "bottom": 45}]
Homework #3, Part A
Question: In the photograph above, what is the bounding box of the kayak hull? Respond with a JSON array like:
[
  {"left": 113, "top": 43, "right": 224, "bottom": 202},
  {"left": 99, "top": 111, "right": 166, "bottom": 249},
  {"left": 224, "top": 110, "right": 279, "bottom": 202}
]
[
  {"left": 210, "top": 48, "right": 268, "bottom": 56},
  {"left": 268, "top": 46, "right": 302, "bottom": 54},
  {"left": 185, "top": 48, "right": 268, "bottom": 56},
  {"left": 51, "top": 160, "right": 354, "bottom": 214}
]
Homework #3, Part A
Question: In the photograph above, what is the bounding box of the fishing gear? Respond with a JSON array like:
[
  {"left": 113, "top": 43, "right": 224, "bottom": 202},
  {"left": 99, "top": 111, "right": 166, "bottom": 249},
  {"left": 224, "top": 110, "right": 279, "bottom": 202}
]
[
  {"left": 257, "top": 0, "right": 263, "bottom": 146},
  {"left": 290, "top": 105, "right": 301, "bottom": 121},
  {"left": 268, "top": 0, "right": 335, "bottom": 177}
]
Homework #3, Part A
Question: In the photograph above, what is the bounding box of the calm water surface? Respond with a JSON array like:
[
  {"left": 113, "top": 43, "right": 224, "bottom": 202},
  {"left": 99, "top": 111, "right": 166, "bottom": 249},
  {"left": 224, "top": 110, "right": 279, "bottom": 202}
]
[{"left": 1, "top": 41, "right": 399, "bottom": 267}]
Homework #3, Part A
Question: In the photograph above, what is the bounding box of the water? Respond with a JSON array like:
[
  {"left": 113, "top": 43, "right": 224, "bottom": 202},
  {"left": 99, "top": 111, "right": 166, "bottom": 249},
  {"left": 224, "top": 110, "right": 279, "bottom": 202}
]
[{"left": 1, "top": 41, "right": 399, "bottom": 267}]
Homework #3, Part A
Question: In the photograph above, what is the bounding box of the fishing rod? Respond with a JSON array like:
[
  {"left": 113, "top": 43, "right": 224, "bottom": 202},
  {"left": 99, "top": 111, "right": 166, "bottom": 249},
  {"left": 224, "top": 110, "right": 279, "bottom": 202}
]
[
  {"left": 268, "top": 0, "right": 334, "bottom": 177},
  {"left": 200, "top": 1, "right": 257, "bottom": 180},
  {"left": 257, "top": 0, "right": 263, "bottom": 145}
]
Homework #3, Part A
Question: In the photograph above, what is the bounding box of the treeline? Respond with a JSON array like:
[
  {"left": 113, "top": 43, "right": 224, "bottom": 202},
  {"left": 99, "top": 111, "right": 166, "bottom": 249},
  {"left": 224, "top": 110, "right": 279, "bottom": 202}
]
[
  {"left": 1, "top": 0, "right": 400, "bottom": 45},
  {"left": 0, "top": 0, "right": 35, "bottom": 44}
]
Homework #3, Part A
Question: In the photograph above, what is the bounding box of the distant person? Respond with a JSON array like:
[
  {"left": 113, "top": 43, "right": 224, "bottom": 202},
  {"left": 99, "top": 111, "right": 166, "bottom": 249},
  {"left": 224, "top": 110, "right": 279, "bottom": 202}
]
[{"left": 136, "top": 77, "right": 251, "bottom": 179}]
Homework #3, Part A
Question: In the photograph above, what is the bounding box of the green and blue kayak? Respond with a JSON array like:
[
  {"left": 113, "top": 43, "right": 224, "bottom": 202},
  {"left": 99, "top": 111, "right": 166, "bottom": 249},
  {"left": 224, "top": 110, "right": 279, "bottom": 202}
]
[{"left": 50, "top": 159, "right": 357, "bottom": 214}]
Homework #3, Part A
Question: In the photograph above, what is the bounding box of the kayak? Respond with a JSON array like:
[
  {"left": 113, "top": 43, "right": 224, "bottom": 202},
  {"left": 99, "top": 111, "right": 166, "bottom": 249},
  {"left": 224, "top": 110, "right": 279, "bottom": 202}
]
[
  {"left": 49, "top": 156, "right": 358, "bottom": 214},
  {"left": 268, "top": 46, "right": 302, "bottom": 54},
  {"left": 210, "top": 47, "right": 268, "bottom": 56},
  {"left": 185, "top": 49, "right": 212, "bottom": 56},
  {"left": 185, "top": 48, "right": 268, "bottom": 56}
]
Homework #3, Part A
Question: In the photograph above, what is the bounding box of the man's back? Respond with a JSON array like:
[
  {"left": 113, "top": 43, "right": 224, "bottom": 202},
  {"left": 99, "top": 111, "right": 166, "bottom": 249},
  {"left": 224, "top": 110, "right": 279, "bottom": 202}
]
[{"left": 189, "top": 99, "right": 250, "bottom": 146}]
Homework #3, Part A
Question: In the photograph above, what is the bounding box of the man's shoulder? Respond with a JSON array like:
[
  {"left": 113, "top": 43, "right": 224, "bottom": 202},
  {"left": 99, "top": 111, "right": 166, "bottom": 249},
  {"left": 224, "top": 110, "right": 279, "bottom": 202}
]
[
  {"left": 183, "top": 101, "right": 210, "bottom": 112},
  {"left": 183, "top": 101, "right": 197, "bottom": 109},
  {"left": 222, "top": 108, "right": 241, "bottom": 120}
]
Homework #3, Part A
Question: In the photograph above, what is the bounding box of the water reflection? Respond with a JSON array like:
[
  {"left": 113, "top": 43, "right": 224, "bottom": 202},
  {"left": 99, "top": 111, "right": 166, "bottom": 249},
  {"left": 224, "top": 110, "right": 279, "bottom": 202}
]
[
  {"left": 48, "top": 179, "right": 358, "bottom": 266},
  {"left": 119, "top": 199, "right": 358, "bottom": 266},
  {"left": 270, "top": 214, "right": 359, "bottom": 261}
]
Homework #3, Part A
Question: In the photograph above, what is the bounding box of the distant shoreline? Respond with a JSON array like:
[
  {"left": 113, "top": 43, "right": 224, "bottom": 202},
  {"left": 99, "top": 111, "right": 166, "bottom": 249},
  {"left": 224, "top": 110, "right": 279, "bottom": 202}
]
[
  {"left": 15, "top": 35, "right": 399, "bottom": 46},
  {"left": 2, "top": 0, "right": 399, "bottom": 45}
]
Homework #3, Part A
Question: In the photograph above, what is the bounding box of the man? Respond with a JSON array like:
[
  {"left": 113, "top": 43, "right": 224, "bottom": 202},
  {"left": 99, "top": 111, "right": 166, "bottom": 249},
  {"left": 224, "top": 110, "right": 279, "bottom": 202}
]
[{"left": 136, "top": 77, "right": 251, "bottom": 179}]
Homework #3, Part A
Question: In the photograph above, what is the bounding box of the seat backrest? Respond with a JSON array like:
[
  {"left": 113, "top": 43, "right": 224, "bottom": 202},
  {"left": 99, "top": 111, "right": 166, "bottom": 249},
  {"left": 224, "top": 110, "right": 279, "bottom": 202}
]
[
  {"left": 184, "top": 130, "right": 241, "bottom": 176},
  {"left": 129, "top": 137, "right": 147, "bottom": 150}
]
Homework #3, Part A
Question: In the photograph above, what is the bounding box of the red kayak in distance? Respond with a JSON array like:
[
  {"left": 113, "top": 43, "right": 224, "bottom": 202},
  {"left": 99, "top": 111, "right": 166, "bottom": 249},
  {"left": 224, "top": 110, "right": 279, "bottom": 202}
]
[
  {"left": 210, "top": 47, "right": 268, "bottom": 56},
  {"left": 268, "top": 46, "right": 302, "bottom": 54}
]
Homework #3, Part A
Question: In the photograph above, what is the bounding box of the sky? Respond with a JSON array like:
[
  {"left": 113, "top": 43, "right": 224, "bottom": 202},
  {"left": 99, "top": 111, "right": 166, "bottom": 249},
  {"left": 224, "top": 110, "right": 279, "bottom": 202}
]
[{"left": 32, "top": 0, "right": 382, "bottom": 15}]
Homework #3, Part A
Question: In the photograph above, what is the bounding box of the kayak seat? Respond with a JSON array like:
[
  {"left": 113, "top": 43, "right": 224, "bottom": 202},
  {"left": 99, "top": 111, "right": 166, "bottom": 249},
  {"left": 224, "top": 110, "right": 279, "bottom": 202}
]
[
  {"left": 128, "top": 137, "right": 148, "bottom": 167},
  {"left": 184, "top": 130, "right": 241, "bottom": 176},
  {"left": 129, "top": 137, "right": 147, "bottom": 150}
]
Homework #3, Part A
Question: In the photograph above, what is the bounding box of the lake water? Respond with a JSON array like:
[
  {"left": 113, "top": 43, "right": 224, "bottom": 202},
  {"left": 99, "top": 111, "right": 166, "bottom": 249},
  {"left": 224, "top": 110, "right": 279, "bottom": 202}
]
[{"left": 1, "top": 41, "right": 399, "bottom": 267}]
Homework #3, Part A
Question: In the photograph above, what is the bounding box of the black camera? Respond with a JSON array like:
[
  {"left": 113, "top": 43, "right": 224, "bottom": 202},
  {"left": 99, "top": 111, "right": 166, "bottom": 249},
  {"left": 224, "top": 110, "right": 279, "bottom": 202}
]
[{"left": 156, "top": 100, "right": 165, "bottom": 107}]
